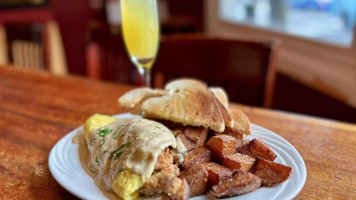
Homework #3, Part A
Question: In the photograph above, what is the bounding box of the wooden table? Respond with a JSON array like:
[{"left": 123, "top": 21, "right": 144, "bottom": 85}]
[{"left": 0, "top": 66, "right": 355, "bottom": 199}]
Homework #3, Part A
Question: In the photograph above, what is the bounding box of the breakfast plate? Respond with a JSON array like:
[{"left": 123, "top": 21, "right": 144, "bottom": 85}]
[{"left": 49, "top": 113, "right": 306, "bottom": 200}]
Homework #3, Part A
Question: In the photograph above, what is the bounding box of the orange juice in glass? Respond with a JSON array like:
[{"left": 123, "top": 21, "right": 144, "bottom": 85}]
[{"left": 121, "top": 0, "right": 159, "bottom": 87}]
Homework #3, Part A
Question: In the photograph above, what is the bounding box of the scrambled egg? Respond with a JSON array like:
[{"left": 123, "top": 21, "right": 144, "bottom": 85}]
[
  {"left": 83, "top": 114, "right": 143, "bottom": 200},
  {"left": 112, "top": 169, "right": 143, "bottom": 200},
  {"left": 83, "top": 114, "right": 118, "bottom": 140}
]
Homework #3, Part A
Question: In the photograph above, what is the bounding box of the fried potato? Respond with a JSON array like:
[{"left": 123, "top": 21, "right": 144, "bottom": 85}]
[
  {"left": 179, "top": 163, "right": 208, "bottom": 197},
  {"left": 237, "top": 138, "right": 277, "bottom": 161},
  {"left": 210, "top": 170, "right": 261, "bottom": 198},
  {"left": 183, "top": 127, "right": 208, "bottom": 147},
  {"left": 237, "top": 144, "right": 249, "bottom": 155},
  {"left": 177, "top": 133, "right": 198, "bottom": 151},
  {"left": 182, "top": 147, "right": 211, "bottom": 169},
  {"left": 205, "top": 134, "right": 237, "bottom": 162},
  {"left": 222, "top": 153, "right": 255, "bottom": 171},
  {"left": 202, "top": 162, "right": 233, "bottom": 188},
  {"left": 236, "top": 138, "right": 248, "bottom": 149},
  {"left": 250, "top": 157, "right": 292, "bottom": 185}
]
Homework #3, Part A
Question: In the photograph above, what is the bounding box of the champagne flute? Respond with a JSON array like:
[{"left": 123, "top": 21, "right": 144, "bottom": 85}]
[{"left": 121, "top": 0, "right": 160, "bottom": 87}]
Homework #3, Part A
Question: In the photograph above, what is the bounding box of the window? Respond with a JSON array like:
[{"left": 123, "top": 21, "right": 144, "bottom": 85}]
[{"left": 219, "top": 0, "right": 356, "bottom": 47}]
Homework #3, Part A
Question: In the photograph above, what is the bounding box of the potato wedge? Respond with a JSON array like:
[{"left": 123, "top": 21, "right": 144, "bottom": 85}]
[
  {"left": 222, "top": 153, "right": 255, "bottom": 171},
  {"left": 210, "top": 170, "right": 261, "bottom": 198},
  {"left": 179, "top": 163, "right": 208, "bottom": 197},
  {"left": 250, "top": 157, "right": 292, "bottom": 185},
  {"left": 205, "top": 134, "right": 237, "bottom": 162},
  {"left": 202, "top": 162, "right": 233, "bottom": 188},
  {"left": 236, "top": 138, "right": 248, "bottom": 149},
  {"left": 177, "top": 133, "right": 198, "bottom": 151},
  {"left": 182, "top": 147, "right": 211, "bottom": 169},
  {"left": 183, "top": 127, "right": 208, "bottom": 147},
  {"left": 237, "top": 138, "right": 277, "bottom": 161}
]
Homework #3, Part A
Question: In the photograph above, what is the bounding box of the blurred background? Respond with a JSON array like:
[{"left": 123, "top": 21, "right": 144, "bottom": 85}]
[{"left": 0, "top": 0, "right": 355, "bottom": 123}]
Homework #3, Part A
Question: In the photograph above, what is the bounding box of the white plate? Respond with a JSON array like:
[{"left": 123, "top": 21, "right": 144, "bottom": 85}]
[{"left": 49, "top": 113, "right": 306, "bottom": 200}]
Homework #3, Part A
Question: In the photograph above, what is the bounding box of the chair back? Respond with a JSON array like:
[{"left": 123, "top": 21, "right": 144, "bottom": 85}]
[{"left": 153, "top": 34, "right": 279, "bottom": 107}]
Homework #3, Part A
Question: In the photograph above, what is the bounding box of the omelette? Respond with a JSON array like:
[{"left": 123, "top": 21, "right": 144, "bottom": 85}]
[{"left": 82, "top": 114, "right": 177, "bottom": 200}]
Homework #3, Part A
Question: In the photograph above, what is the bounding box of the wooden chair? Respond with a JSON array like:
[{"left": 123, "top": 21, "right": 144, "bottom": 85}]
[
  {"left": 85, "top": 31, "right": 279, "bottom": 107},
  {"left": 153, "top": 34, "right": 279, "bottom": 107}
]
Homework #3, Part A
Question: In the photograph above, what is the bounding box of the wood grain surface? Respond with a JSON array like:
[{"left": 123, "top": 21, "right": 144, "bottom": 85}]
[{"left": 0, "top": 66, "right": 355, "bottom": 200}]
